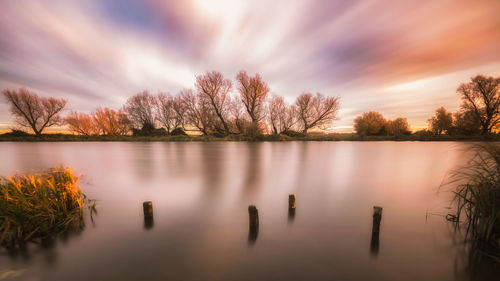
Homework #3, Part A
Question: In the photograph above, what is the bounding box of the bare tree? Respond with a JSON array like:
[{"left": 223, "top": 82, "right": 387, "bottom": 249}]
[
  {"left": 94, "top": 107, "right": 130, "bottom": 136},
  {"left": 236, "top": 71, "right": 269, "bottom": 123},
  {"left": 268, "top": 95, "right": 296, "bottom": 134},
  {"left": 428, "top": 107, "right": 452, "bottom": 135},
  {"left": 196, "top": 71, "right": 232, "bottom": 134},
  {"left": 181, "top": 89, "right": 214, "bottom": 135},
  {"left": 65, "top": 111, "right": 98, "bottom": 136},
  {"left": 2, "top": 88, "right": 67, "bottom": 135},
  {"left": 229, "top": 99, "right": 248, "bottom": 134},
  {"left": 457, "top": 75, "right": 500, "bottom": 134},
  {"left": 156, "top": 93, "right": 175, "bottom": 133},
  {"left": 123, "top": 91, "right": 157, "bottom": 131},
  {"left": 295, "top": 93, "right": 339, "bottom": 134},
  {"left": 172, "top": 95, "right": 187, "bottom": 130}
]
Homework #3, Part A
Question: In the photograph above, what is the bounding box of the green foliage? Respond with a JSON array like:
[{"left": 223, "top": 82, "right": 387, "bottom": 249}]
[{"left": 0, "top": 167, "right": 95, "bottom": 248}]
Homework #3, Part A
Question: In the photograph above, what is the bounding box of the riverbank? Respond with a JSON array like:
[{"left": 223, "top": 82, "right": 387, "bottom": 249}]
[{"left": 1, "top": 133, "right": 499, "bottom": 142}]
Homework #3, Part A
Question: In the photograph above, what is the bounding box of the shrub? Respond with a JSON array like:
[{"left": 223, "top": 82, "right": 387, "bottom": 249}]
[
  {"left": 132, "top": 126, "right": 168, "bottom": 136},
  {"left": 281, "top": 130, "right": 305, "bottom": 138},
  {"left": 170, "top": 127, "right": 188, "bottom": 136},
  {"left": 3, "top": 129, "right": 30, "bottom": 137}
]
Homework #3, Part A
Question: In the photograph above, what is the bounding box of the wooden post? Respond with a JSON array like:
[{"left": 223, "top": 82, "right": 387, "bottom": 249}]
[
  {"left": 288, "top": 194, "right": 296, "bottom": 209},
  {"left": 143, "top": 201, "right": 154, "bottom": 229},
  {"left": 370, "top": 206, "right": 382, "bottom": 256},
  {"left": 372, "top": 206, "right": 382, "bottom": 233},
  {"left": 143, "top": 201, "right": 153, "bottom": 218},
  {"left": 248, "top": 205, "right": 259, "bottom": 229}
]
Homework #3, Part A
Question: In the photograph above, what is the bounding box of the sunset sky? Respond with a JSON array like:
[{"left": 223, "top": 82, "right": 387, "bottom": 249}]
[{"left": 0, "top": 0, "right": 499, "bottom": 132}]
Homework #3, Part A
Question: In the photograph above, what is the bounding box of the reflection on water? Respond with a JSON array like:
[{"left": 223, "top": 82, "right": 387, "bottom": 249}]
[
  {"left": 243, "top": 143, "right": 263, "bottom": 196},
  {"left": 370, "top": 231, "right": 380, "bottom": 257},
  {"left": 0, "top": 142, "right": 498, "bottom": 281},
  {"left": 144, "top": 216, "right": 154, "bottom": 230},
  {"left": 288, "top": 208, "right": 296, "bottom": 223},
  {"left": 248, "top": 226, "right": 259, "bottom": 246}
]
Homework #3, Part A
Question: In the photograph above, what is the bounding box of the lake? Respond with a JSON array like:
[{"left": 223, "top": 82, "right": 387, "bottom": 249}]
[{"left": 0, "top": 141, "right": 497, "bottom": 281}]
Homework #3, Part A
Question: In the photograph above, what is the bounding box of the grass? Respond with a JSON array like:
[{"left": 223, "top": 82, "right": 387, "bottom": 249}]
[
  {"left": 448, "top": 143, "right": 500, "bottom": 260},
  {"left": 0, "top": 167, "right": 95, "bottom": 248},
  {"left": 1, "top": 132, "right": 499, "bottom": 142}
]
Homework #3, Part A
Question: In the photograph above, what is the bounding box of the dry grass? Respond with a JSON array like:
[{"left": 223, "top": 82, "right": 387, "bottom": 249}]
[
  {"left": 448, "top": 144, "right": 500, "bottom": 259},
  {"left": 0, "top": 167, "right": 95, "bottom": 248}
]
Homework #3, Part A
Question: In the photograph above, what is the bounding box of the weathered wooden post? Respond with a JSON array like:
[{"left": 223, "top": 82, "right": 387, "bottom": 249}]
[
  {"left": 143, "top": 201, "right": 153, "bottom": 217},
  {"left": 248, "top": 205, "right": 259, "bottom": 245},
  {"left": 143, "top": 201, "right": 154, "bottom": 229},
  {"left": 372, "top": 206, "right": 382, "bottom": 233},
  {"left": 370, "top": 206, "right": 382, "bottom": 256},
  {"left": 288, "top": 194, "right": 296, "bottom": 222},
  {"left": 248, "top": 205, "right": 259, "bottom": 228},
  {"left": 288, "top": 194, "right": 296, "bottom": 209}
]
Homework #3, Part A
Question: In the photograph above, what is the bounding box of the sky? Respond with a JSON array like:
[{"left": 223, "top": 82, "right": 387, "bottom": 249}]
[{"left": 0, "top": 0, "right": 499, "bottom": 132}]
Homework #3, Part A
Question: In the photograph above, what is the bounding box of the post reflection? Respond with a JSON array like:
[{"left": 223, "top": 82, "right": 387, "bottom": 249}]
[
  {"left": 288, "top": 207, "right": 296, "bottom": 223},
  {"left": 144, "top": 215, "right": 154, "bottom": 230},
  {"left": 370, "top": 231, "right": 379, "bottom": 257},
  {"left": 248, "top": 226, "right": 259, "bottom": 246}
]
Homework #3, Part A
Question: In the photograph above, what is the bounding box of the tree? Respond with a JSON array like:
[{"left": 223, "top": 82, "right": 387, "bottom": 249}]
[
  {"left": 457, "top": 75, "right": 500, "bottom": 134},
  {"left": 65, "top": 112, "right": 98, "bottom": 136},
  {"left": 428, "top": 107, "right": 453, "bottom": 135},
  {"left": 2, "top": 88, "right": 67, "bottom": 135},
  {"left": 123, "top": 91, "right": 157, "bottom": 132},
  {"left": 196, "top": 71, "right": 232, "bottom": 135},
  {"left": 156, "top": 93, "right": 175, "bottom": 133},
  {"left": 171, "top": 95, "right": 187, "bottom": 130},
  {"left": 236, "top": 71, "right": 269, "bottom": 124},
  {"left": 353, "top": 111, "right": 387, "bottom": 136},
  {"left": 387, "top": 117, "right": 410, "bottom": 137},
  {"left": 181, "top": 89, "right": 214, "bottom": 135},
  {"left": 228, "top": 99, "right": 248, "bottom": 134},
  {"left": 295, "top": 93, "right": 339, "bottom": 134},
  {"left": 268, "top": 96, "right": 296, "bottom": 134},
  {"left": 452, "top": 110, "right": 481, "bottom": 135},
  {"left": 93, "top": 107, "right": 130, "bottom": 136}
]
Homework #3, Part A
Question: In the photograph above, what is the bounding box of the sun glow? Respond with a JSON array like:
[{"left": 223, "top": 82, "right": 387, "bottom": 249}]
[{"left": 194, "top": 0, "right": 245, "bottom": 17}]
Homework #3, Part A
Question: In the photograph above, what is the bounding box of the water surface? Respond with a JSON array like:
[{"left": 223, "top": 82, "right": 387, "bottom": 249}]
[{"left": 0, "top": 142, "right": 496, "bottom": 280}]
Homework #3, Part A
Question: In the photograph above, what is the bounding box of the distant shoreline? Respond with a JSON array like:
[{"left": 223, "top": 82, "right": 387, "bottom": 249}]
[{"left": 1, "top": 133, "right": 498, "bottom": 142}]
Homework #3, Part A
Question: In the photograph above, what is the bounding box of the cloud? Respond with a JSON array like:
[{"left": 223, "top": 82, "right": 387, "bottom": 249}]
[{"left": 0, "top": 0, "right": 499, "bottom": 131}]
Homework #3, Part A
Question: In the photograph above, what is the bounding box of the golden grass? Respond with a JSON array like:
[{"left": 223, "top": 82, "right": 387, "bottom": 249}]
[{"left": 0, "top": 167, "right": 95, "bottom": 248}]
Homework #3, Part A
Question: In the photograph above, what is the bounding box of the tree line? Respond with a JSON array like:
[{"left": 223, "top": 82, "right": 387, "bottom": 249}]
[
  {"left": 352, "top": 75, "right": 500, "bottom": 137},
  {"left": 2, "top": 70, "right": 339, "bottom": 136},
  {"left": 2, "top": 73, "right": 498, "bottom": 137}
]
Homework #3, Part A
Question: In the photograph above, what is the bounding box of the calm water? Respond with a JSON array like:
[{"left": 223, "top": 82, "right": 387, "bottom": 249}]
[{"left": 0, "top": 142, "right": 497, "bottom": 281}]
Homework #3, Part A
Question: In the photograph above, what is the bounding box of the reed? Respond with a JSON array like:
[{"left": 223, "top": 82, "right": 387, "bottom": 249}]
[
  {"left": 448, "top": 144, "right": 500, "bottom": 256},
  {"left": 0, "top": 166, "right": 95, "bottom": 248}
]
